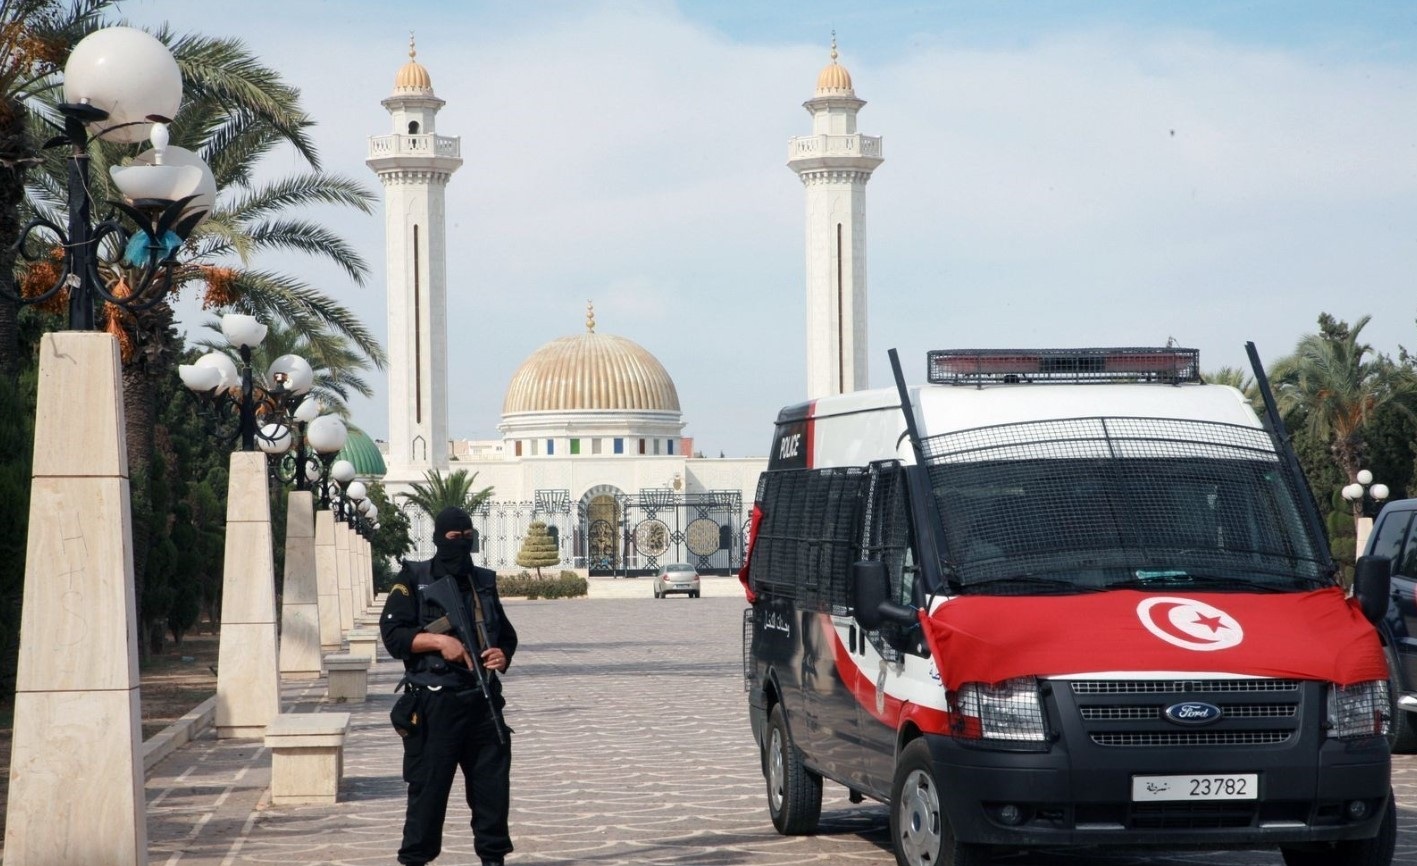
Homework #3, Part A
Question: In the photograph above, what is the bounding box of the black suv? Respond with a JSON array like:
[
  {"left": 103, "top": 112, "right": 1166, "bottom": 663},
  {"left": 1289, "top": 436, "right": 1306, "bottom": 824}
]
[{"left": 1365, "top": 497, "right": 1417, "bottom": 751}]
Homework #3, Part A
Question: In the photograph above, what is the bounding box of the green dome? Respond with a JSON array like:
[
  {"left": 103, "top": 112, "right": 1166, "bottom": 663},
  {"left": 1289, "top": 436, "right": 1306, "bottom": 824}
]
[{"left": 338, "top": 429, "right": 386, "bottom": 477}]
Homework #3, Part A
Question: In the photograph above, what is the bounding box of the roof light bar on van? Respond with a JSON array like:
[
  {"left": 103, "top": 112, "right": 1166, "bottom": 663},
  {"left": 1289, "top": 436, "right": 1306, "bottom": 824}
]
[{"left": 927, "top": 347, "right": 1200, "bottom": 386}]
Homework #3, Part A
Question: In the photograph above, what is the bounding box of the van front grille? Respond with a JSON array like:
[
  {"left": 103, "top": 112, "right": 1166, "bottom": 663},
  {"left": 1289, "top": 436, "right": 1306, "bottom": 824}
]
[
  {"left": 1091, "top": 730, "right": 1292, "bottom": 747},
  {"left": 1067, "top": 679, "right": 1306, "bottom": 749}
]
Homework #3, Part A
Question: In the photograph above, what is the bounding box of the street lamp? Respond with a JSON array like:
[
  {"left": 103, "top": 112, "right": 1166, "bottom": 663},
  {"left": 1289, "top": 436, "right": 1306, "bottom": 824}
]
[
  {"left": 4, "top": 26, "right": 213, "bottom": 329},
  {"left": 1343, "top": 469, "right": 1390, "bottom": 555},
  {"left": 1, "top": 26, "right": 213, "bottom": 864},
  {"left": 177, "top": 313, "right": 314, "bottom": 453}
]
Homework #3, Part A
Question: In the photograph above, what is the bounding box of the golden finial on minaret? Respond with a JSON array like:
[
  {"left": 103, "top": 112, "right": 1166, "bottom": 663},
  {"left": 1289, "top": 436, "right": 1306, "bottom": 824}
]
[
  {"left": 586, "top": 300, "right": 596, "bottom": 334},
  {"left": 409, "top": 31, "right": 417, "bottom": 60},
  {"left": 830, "top": 30, "right": 838, "bottom": 63}
]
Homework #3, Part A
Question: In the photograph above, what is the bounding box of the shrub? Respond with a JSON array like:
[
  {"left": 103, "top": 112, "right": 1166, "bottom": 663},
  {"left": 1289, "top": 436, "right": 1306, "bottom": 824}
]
[{"left": 496, "top": 570, "right": 587, "bottom": 600}]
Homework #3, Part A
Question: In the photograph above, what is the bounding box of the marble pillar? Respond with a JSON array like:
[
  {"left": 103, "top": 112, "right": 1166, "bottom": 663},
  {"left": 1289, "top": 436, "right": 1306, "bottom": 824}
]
[
  {"left": 278, "top": 491, "right": 321, "bottom": 679},
  {"left": 4, "top": 333, "right": 146, "bottom": 866},
  {"left": 215, "top": 451, "right": 280, "bottom": 738},
  {"left": 314, "top": 510, "right": 343, "bottom": 652}
]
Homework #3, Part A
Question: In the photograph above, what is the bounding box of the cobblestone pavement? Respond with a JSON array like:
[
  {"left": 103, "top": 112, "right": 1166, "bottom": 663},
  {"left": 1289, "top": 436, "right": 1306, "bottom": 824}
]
[{"left": 146, "top": 593, "right": 1417, "bottom": 865}]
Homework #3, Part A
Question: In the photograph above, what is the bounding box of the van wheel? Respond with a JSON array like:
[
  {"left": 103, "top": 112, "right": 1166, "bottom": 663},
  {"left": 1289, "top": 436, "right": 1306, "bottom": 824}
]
[
  {"left": 1280, "top": 794, "right": 1395, "bottom": 866},
  {"left": 890, "top": 739, "right": 988, "bottom": 866},
  {"left": 1384, "top": 645, "right": 1417, "bottom": 753},
  {"left": 765, "top": 705, "right": 821, "bottom": 834}
]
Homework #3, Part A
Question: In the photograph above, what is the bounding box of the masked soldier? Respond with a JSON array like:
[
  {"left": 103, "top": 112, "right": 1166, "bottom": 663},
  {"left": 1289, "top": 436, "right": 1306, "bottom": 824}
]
[{"left": 381, "top": 506, "right": 518, "bottom": 866}]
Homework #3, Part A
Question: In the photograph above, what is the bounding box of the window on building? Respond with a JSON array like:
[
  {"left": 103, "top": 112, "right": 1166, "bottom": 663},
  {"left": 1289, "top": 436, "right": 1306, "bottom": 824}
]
[
  {"left": 547, "top": 439, "right": 555, "bottom": 456},
  {"left": 668, "top": 439, "right": 675, "bottom": 455},
  {"left": 614, "top": 438, "right": 624, "bottom": 454},
  {"left": 570, "top": 438, "right": 580, "bottom": 455},
  {"left": 638, "top": 439, "right": 646, "bottom": 455},
  {"left": 592, "top": 438, "right": 602, "bottom": 455},
  {"left": 514, "top": 440, "right": 523, "bottom": 457},
  {"left": 653, "top": 439, "right": 661, "bottom": 455},
  {"left": 408, "top": 121, "right": 420, "bottom": 134},
  {"left": 530, "top": 439, "right": 539, "bottom": 456}
]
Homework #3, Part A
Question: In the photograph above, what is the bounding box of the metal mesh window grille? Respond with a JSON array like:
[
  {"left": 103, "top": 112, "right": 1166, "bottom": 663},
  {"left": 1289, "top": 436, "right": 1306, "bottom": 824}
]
[
  {"left": 750, "top": 467, "right": 868, "bottom": 610},
  {"left": 919, "top": 417, "right": 1328, "bottom": 589},
  {"left": 861, "top": 462, "right": 911, "bottom": 602}
]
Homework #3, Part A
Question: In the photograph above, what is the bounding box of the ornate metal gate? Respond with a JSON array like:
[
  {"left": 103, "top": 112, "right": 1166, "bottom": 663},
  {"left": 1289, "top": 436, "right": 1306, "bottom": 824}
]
[{"left": 399, "top": 488, "right": 744, "bottom": 576}]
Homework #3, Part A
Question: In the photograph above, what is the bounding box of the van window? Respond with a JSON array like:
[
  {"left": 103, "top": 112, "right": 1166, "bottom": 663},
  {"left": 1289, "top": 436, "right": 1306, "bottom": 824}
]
[
  {"left": 1372, "top": 510, "right": 1414, "bottom": 571},
  {"left": 920, "top": 417, "right": 1329, "bottom": 592},
  {"left": 863, "top": 461, "right": 913, "bottom": 605},
  {"left": 750, "top": 467, "right": 868, "bottom": 611}
]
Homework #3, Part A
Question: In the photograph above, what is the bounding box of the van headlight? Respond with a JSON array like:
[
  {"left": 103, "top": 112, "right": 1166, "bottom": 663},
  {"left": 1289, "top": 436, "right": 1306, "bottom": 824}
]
[
  {"left": 1327, "top": 680, "right": 1390, "bottom": 740},
  {"left": 952, "top": 677, "right": 1048, "bottom": 743}
]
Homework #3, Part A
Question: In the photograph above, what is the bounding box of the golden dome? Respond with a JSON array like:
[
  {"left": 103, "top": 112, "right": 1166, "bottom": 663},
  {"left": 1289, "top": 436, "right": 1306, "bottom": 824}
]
[
  {"left": 395, "top": 34, "right": 432, "bottom": 92},
  {"left": 815, "top": 35, "right": 854, "bottom": 95},
  {"left": 503, "top": 306, "right": 681, "bottom": 415}
]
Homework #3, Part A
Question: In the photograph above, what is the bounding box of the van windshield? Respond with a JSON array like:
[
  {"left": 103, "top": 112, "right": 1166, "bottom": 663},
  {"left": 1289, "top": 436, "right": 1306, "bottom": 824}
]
[{"left": 921, "top": 416, "right": 1333, "bottom": 595}]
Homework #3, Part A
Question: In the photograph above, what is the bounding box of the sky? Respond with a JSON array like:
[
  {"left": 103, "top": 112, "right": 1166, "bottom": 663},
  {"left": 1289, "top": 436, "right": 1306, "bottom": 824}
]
[{"left": 116, "top": 0, "right": 1417, "bottom": 457}]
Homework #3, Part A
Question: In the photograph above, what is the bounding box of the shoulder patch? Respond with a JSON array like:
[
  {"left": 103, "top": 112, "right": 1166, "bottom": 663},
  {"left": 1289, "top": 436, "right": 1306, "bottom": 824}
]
[{"left": 391, "top": 583, "right": 410, "bottom": 596}]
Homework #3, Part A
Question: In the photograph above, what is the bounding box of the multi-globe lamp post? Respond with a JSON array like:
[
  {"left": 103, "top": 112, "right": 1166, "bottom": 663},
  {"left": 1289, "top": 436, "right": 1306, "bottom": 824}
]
[
  {"left": 1343, "top": 469, "right": 1390, "bottom": 556},
  {"left": 0, "top": 23, "right": 215, "bottom": 861},
  {"left": 1, "top": 25, "right": 216, "bottom": 866},
  {"left": 178, "top": 312, "right": 342, "bottom": 735}
]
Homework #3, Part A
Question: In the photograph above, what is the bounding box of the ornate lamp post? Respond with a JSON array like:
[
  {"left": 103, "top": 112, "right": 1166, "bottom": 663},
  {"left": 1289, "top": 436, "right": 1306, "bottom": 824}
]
[
  {"left": 178, "top": 313, "right": 316, "bottom": 454},
  {"left": 2, "top": 26, "right": 215, "bottom": 866},
  {"left": 1343, "top": 469, "right": 1390, "bottom": 555},
  {"left": 5, "top": 27, "right": 214, "bottom": 328}
]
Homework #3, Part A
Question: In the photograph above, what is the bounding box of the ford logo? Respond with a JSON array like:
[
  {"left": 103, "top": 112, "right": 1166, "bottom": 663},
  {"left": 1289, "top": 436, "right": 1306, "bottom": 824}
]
[{"left": 1164, "top": 702, "right": 1222, "bottom": 726}]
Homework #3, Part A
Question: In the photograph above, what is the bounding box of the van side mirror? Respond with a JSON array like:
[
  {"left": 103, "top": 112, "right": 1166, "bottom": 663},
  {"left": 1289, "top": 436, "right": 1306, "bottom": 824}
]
[
  {"left": 1353, "top": 555, "right": 1393, "bottom": 625},
  {"left": 852, "top": 560, "right": 919, "bottom": 630}
]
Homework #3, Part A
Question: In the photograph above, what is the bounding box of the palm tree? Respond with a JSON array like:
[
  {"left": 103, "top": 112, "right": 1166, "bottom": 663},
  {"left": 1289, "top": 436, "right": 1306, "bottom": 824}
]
[
  {"left": 1270, "top": 313, "right": 1417, "bottom": 501},
  {"left": 400, "top": 469, "right": 495, "bottom": 521}
]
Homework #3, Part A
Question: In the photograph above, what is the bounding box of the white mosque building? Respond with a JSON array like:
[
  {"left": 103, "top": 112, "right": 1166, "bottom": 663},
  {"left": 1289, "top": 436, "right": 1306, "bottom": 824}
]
[{"left": 350, "top": 39, "right": 881, "bottom": 574}]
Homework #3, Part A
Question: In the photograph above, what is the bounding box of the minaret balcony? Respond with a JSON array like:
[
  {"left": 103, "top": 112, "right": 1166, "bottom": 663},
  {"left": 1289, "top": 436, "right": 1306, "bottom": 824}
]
[
  {"left": 787, "top": 133, "right": 883, "bottom": 173},
  {"left": 368, "top": 133, "right": 461, "bottom": 160}
]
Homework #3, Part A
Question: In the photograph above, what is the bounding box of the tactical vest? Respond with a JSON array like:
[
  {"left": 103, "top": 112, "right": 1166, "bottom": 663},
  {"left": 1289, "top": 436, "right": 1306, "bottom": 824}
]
[{"left": 402, "top": 559, "right": 507, "bottom": 694}]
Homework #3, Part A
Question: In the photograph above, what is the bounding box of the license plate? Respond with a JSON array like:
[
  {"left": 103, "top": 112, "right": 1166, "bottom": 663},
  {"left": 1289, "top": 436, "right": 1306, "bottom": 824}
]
[{"left": 1132, "top": 773, "right": 1257, "bottom": 801}]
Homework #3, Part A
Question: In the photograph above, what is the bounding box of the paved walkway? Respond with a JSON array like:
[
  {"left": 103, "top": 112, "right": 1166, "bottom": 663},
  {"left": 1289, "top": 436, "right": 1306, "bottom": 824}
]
[{"left": 144, "top": 588, "right": 1417, "bottom": 865}]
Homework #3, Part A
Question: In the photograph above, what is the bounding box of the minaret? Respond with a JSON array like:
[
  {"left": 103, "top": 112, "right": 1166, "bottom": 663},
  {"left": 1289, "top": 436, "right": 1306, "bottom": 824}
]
[
  {"left": 788, "top": 36, "right": 883, "bottom": 397},
  {"left": 367, "top": 35, "right": 462, "bottom": 489}
]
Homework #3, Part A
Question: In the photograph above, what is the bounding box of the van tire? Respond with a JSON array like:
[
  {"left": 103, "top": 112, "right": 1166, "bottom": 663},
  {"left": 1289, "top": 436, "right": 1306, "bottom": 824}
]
[
  {"left": 890, "top": 739, "right": 988, "bottom": 866},
  {"left": 765, "top": 705, "right": 821, "bottom": 834},
  {"left": 1279, "top": 794, "right": 1395, "bottom": 866}
]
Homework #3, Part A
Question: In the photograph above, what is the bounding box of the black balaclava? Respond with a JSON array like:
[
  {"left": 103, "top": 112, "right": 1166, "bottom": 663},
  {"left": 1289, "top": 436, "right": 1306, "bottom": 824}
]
[{"left": 432, "top": 506, "right": 474, "bottom": 576}]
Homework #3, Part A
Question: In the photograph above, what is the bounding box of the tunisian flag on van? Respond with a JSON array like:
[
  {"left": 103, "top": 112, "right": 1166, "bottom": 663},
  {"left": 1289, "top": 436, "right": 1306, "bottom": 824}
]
[{"left": 921, "top": 588, "right": 1388, "bottom": 690}]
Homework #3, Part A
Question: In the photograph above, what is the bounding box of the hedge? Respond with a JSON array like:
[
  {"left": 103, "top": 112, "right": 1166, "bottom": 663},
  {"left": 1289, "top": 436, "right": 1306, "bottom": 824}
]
[{"left": 497, "top": 570, "right": 588, "bottom": 600}]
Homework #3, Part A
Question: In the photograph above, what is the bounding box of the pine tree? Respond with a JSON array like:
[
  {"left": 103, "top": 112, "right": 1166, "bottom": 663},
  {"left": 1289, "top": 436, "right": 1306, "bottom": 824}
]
[{"left": 515, "top": 521, "right": 560, "bottom": 579}]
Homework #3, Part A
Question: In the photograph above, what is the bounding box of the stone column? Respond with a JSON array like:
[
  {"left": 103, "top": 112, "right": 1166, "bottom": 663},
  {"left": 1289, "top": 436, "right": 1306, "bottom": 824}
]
[
  {"left": 4, "top": 333, "right": 145, "bottom": 866},
  {"left": 335, "top": 522, "right": 354, "bottom": 634},
  {"left": 278, "top": 491, "right": 321, "bottom": 679},
  {"left": 215, "top": 451, "right": 280, "bottom": 738},
  {"left": 314, "top": 510, "right": 343, "bottom": 652},
  {"left": 361, "top": 536, "right": 374, "bottom": 613}
]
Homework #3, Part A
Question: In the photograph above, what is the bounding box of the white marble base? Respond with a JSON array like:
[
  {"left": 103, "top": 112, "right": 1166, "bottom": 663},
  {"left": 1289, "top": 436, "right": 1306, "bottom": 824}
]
[
  {"left": 264, "top": 712, "right": 350, "bottom": 805},
  {"left": 4, "top": 333, "right": 145, "bottom": 866}
]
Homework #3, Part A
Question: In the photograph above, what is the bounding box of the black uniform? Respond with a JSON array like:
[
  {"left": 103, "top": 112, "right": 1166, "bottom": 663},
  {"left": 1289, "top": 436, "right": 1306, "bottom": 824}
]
[{"left": 381, "top": 511, "right": 519, "bottom": 866}]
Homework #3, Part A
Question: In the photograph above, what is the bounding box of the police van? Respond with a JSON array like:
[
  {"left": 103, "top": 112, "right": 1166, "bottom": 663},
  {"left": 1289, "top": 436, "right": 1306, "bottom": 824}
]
[{"left": 740, "top": 346, "right": 1396, "bottom": 866}]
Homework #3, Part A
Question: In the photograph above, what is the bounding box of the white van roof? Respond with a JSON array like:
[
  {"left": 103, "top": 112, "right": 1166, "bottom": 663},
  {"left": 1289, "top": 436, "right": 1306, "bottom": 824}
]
[{"left": 806, "top": 382, "right": 1262, "bottom": 438}]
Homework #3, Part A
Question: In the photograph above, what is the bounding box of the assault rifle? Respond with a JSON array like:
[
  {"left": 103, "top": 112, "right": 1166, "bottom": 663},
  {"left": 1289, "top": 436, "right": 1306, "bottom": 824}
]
[{"left": 422, "top": 575, "right": 507, "bottom": 744}]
